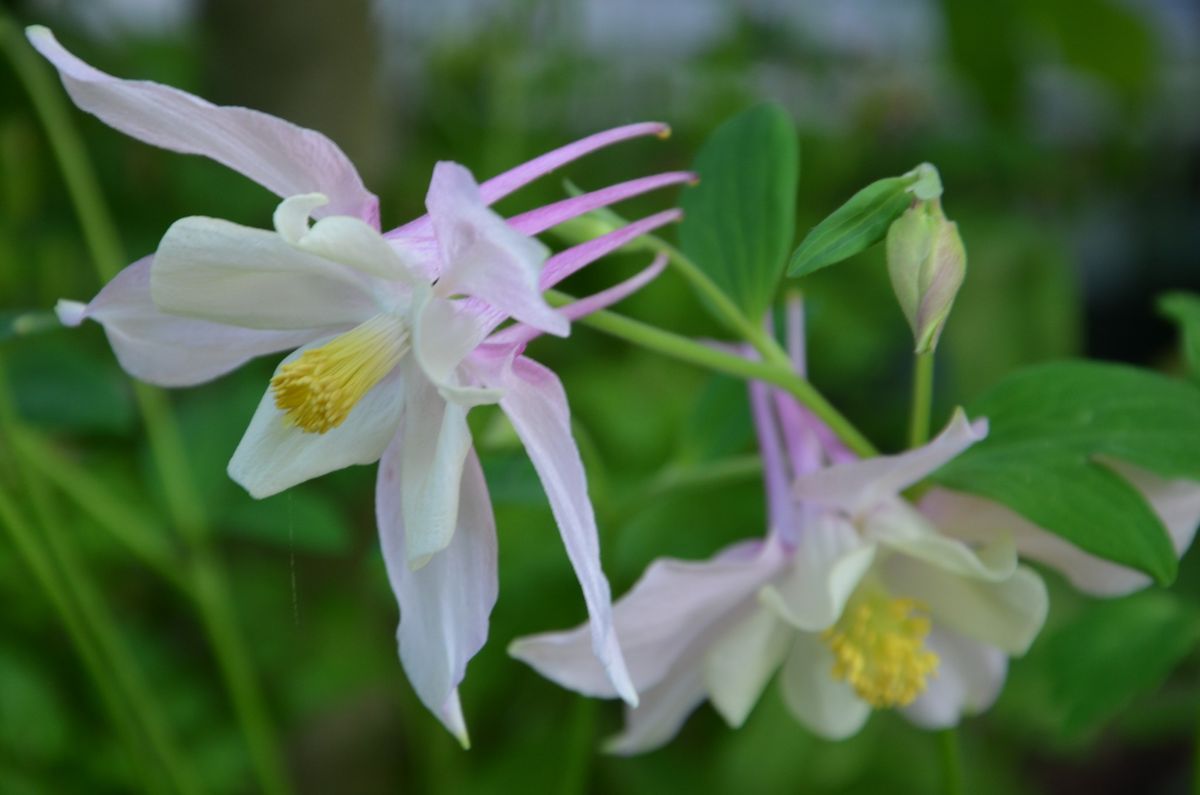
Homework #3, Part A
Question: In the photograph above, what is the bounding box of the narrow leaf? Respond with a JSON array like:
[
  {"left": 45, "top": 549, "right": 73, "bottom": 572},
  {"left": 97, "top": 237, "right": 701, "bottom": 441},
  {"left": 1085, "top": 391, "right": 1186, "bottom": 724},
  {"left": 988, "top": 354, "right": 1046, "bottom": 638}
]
[{"left": 679, "top": 104, "right": 799, "bottom": 321}]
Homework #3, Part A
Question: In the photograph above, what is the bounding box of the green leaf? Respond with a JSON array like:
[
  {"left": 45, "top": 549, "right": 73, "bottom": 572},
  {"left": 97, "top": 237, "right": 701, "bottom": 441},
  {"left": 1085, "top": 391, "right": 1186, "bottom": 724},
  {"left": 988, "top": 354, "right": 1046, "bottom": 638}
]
[
  {"left": 1038, "top": 591, "right": 1200, "bottom": 737},
  {"left": 0, "top": 310, "right": 60, "bottom": 341},
  {"left": 934, "top": 360, "right": 1200, "bottom": 584},
  {"left": 679, "top": 103, "right": 798, "bottom": 321},
  {"left": 1158, "top": 291, "right": 1200, "bottom": 377},
  {"left": 788, "top": 164, "right": 936, "bottom": 279}
]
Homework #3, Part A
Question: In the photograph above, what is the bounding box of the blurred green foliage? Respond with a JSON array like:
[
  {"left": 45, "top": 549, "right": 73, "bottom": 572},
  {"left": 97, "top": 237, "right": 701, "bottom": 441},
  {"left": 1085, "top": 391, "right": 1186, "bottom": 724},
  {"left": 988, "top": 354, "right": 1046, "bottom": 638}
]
[{"left": 1, "top": 0, "right": 1199, "bottom": 793}]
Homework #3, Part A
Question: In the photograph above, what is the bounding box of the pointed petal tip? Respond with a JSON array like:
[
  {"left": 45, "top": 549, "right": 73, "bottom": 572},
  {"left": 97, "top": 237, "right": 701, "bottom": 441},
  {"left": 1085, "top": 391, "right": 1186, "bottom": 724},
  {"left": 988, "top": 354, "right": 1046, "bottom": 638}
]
[
  {"left": 655, "top": 124, "right": 672, "bottom": 140},
  {"left": 55, "top": 299, "right": 87, "bottom": 327}
]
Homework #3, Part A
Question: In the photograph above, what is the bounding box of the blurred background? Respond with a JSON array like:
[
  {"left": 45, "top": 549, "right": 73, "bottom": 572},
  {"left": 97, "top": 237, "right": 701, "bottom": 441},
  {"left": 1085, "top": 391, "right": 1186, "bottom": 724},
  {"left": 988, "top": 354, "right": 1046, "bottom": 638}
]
[{"left": 1, "top": 0, "right": 1199, "bottom": 792}]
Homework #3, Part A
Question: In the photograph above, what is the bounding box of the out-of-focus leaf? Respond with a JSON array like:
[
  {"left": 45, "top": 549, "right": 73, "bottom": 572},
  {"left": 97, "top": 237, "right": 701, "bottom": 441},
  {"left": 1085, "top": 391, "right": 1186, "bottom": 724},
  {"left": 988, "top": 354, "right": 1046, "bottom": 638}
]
[
  {"left": 0, "top": 646, "right": 69, "bottom": 763},
  {"left": 4, "top": 338, "right": 135, "bottom": 434},
  {"left": 676, "top": 374, "right": 753, "bottom": 464},
  {"left": 935, "top": 361, "right": 1200, "bottom": 584},
  {"left": 220, "top": 489, "right": 353, "bottom": 555},
  {"left": 680, "top": 103, "right": 798, "bottom": 321},
  {"left": 1158, "top": 292, "right": 1200, "bottom": 377},
  {"left": 1040, "top": 591, "right": 1200, "bottom": 737},
  {"left": 788, "top": 165, "right": 937, "bottom": 279},
  {"left": 0, "top": 310, "right": 59, "bottom": 341}
]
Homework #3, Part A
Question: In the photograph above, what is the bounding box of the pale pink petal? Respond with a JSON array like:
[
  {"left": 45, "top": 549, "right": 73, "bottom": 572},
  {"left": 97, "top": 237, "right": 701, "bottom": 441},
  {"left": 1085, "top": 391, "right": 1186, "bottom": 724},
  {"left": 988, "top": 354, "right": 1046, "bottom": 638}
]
[
  {"left": 509, "top": 538, "right": 782, "bottom": 698},
  {"left": 779, "top": 633, "right": 872, "bottom": 740},
  {"left": 27, "top": 26, "right": 379, "bottom": 225},
  {"left": 227, "top": 345, "right": 404, "bottom": 498},
  {"left": 902, "top": 627, "right": 1007, "bottom": 730},
  {"left": 399, "top": 367, "right": 475, "bottom": 568},
  {"left": 64, "top": 256, "right": 318, "bottom": 387},
  {"left": 377, "top": 441, "right": 498, "bottom": 746},
  {"left": 506, "top": 173, "right": 695, "bottom": 236},
  {"left": 153, "top": 215, "right": 380, "bottom": 330},
  {"left": 792, "top": 409, "right": 988, "bottom": 514},
  {"left": 604, "top": 661, "right": 708, "bottom": 756},
  {"left": 484, "top": 255, "right": 667, "bottom": 349},
  {"left": 540, "top": 209, "right": 681, "bottom": 290},
  {"left": 487, "top": 356, "right": 634, "bottom": 702},
  {"left": 426, "top": 163, "right": 566, "bottom": 336}
]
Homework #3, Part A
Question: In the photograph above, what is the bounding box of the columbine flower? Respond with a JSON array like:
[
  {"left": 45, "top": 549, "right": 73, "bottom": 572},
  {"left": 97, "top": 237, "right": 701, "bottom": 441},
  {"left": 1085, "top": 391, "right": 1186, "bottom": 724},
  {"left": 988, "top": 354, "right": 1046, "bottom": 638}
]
[
  {"left": 31, "top": 25, "right": 694, "bottom": 743},
  {"left": 511, "top": 302, "right": 1049, "bottom": 751}
]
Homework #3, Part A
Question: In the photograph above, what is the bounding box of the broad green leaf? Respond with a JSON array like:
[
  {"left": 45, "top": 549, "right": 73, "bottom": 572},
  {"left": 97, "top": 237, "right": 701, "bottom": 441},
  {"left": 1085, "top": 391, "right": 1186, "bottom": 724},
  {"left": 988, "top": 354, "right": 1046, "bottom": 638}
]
[
  {"left": 788, "top": 164, "right": 938, "bottom": 279},
  {"left": 1039, "top": 591, "right": 1200, "bottom": 737},
  {"left": 677, "top": 374, "right": 753, "bottom": 464},
  {"left": 1158, "top": 291, "right": 1200, "bottom": 377},
  {"left": 934, "top": 360, "right": 1200, "bottom": 584},
  {"left": 679, "top": 103, "right": 798, "bottom": 321}
]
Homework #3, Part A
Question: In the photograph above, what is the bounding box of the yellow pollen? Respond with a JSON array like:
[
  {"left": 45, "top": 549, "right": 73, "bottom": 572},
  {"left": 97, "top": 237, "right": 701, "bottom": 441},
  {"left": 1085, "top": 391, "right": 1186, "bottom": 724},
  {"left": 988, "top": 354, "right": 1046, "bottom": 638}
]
[
  {"left": 821, "top": 593, "right": 939, "bottom": 709},
  {"left": 271, "top": 314, "right": 407, "bottom": 434}
]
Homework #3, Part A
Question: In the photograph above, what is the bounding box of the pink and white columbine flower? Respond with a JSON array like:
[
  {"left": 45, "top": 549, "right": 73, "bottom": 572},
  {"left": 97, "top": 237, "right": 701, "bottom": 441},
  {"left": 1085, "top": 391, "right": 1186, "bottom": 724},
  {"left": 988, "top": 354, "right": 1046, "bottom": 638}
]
[
  {"left": 30, "top": 26, "right": 693, "bottom": 743},
  {"left": 511, "top": 303, "right": 1050, "bottom": 751}
]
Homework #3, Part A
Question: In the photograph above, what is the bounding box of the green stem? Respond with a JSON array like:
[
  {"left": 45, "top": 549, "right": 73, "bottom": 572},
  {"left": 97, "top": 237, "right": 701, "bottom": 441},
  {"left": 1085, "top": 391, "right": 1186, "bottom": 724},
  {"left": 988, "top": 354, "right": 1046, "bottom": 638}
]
[
  {"left": 1, "top": 20, "right": 290, "bottom": 795},
  {"left": 547, "top": 291, "right": 878, "bottom": 458},
  {"left": 937, "top": 728, "right": 965, "bottom": 795},
  {"left": 908, "top": 350, "right": 934, "bottom": 448}
]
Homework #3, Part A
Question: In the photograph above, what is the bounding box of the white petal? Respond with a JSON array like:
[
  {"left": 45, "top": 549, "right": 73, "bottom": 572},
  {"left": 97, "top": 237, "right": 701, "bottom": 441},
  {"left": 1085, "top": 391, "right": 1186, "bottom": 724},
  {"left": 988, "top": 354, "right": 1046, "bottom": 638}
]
[
  {"left": 704, "top": 607, "right": 790, "bottom": 728},
  {"left": 377, "top": 442, "right": 497, "bottom": 746},
  {"left": 227, "top": 345, "right": 405, "bottom": 498},
  {"left": 399, "top": 370, "right": 475, "bottom": 568},
  {"left": 866, "top": 500, "right": 1017, "bottom": 582},
  {"left": 152, "top": 216, "right": 380, "bottom": 330},
  {"left": 760, "top": 513, "right": 874, "bottom": 631},
  {"left": 487, "top": 354, "right": 632, "bottom": 702},
  {"left": 412, "top": 289, "right": 501, "bottom": 406},
  {"left": 68, "top": 256, "right": 317, "bottom": 387},
  {"left": 510, "top": 539, "right": 784, "bottom": 697},
  {"left": 426, "top": 162, "right": 566, "bottom": 336},
  {"left": 779, "top": 633, "right": 872, "bottom": 741},
  {"left": 792, "top": 409, "right": 987, "bottom": 514},
  {"left": 883, "top": 556, "right": 1048, "bottom": 656},
  {"left": 604, "top": 661, "right": 708, "bottom": 756},
  {"left": 273, "top": 194, "right": 414, "bottom": 281},
  {"left": 27, "top": 26, "right": 379, "bottom": 224},
  {"left": 902, "top": 627, "right": 1007, "bottom": 730}
]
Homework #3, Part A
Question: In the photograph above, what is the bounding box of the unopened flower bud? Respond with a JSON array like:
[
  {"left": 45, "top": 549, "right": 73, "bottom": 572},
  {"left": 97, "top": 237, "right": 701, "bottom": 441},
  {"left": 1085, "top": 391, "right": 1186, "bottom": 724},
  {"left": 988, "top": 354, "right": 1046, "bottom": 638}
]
[{"left": 886, "top": 199, "right": 966, "bottom": 354}]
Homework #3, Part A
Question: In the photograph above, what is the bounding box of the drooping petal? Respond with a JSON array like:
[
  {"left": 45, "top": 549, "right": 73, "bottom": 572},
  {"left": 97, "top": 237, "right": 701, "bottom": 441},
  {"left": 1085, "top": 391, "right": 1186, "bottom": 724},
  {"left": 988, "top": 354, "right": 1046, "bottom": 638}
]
[
  {"left": 902, "top": 627, "right": 1007, "bottom": 730},
  {"left": 399, "top": 368, "right": 475, "bottom": 568},
  {"left": 882, "top": 556, "right": 1048, "bottom": 656},
  {"left": 865, "top": 500, "right": 1018, "bottom": 582},
  {"left": 510, "top": 538, "right": 782, "bottom": 697},
  {"left": 704, "top": 606, "right": 790, "bottom": 728},
  {"left": 603, "top": 662, "right": 708, "bottom": 756},
  {"left": 153, "top": 215, "right": 380, "bottom": 330},
  {"left": 792, "top": 409, "right": 987, "bottom": 514},
  {"left": 273, "top": 194, "right": 413, "bottom": 281},
  {"left": 921, "top": 461, "right": 1200, "bottom": 597},
  {"left": 760, "top": 513, "right": 875, "bottom": 632},
  {"left": 227, "top": 344, "right": 404, "bottom": 498},
  {"left": 484, "top": 255, "right": 667, "bottom": 349},
  {"left": 27, "top": 27, "right": 379, "bottom": 225},
  {"left": 539, "top": 209, "right": 681, "bottom": 290},
  {"left": 60, "top": 256, "right": 317, "bottom": 387},
  {"left": 377, "top": 441, "right": 498, "bottom": 746},
  {"left": 487, "top": 355, "right": 634, "bottom": 703},
  {"left": 426, "top": 163, "right": 566, "bottom": 336},
  {"left": 779, "top": 633, "right": 872, "bottom": 741},
  {"left": 506, "top": 173, "right": 696, "bottom": 236}
]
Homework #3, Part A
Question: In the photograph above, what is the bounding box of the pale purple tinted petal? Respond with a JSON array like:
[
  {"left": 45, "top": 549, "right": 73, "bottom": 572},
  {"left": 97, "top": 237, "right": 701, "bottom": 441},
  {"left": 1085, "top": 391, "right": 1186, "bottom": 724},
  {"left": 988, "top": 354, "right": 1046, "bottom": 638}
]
[
  {"left": 792, "top": 409, "right": 987, "bottom": 514},
  {"left": 786, "top": 294, "right": 807, "bottom": 375},
  {"left": 902, "top": 627, "right": 1007, "bottom": 730},
  {"left": 485, "top": 255, "right": 667, "bottom": 349},
  {"left": 604, "top": 662, "right": 708, "bottom": 756},
  {"left": 540, "top": 209, "right": 681, "bottom": 290},
  {"left": 490, "top": 355, "right": 634, "bottom": 703},
  {"left": 506, "top": 173, "right": 695, "bottom": 236},
  {"left": 750, "top": 379, "right": 794, "bottom": 536},
  {"left": 426, "top": 162, "right": 566, "bottom": 336},
  {"left": 28, "top": 26, "right": 379, "bottom": 225},
  {"left": 73, "top": 256, "right": 317, "bottom": 387},
  {"left": 377, "top": 440, "right": 497, "bottom": 745},
  {"left": 510, "top": 538, "right": 782, "bottom": 697}
]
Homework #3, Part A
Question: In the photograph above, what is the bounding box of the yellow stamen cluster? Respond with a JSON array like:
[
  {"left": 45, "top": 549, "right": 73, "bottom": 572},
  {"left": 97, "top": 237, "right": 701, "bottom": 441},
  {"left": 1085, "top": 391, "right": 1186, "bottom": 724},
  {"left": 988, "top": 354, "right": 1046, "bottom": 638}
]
[
  {"left": 272, "top": 314, "right": 407, "bottom": 434},
  {"left": 822, "top": 594, "right": 939, "bottom": 708}
]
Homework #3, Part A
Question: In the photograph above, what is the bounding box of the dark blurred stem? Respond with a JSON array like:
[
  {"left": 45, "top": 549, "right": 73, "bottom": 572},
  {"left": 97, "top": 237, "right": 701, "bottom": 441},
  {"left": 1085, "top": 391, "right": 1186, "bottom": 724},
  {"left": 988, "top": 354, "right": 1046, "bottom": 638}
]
[
  {"left": 937, "top": 729, "right": 965, "bottom": 795},
  {"left": 0, "top": 19, "right": 291, "bottom": 795},
  {"left": 558, "top": 697, "right": 598, "bottom": 795},
  {"left": 547, "top": 291, "right": 878, "bottom": 458},
  {"left": 908, "top": 351, "right": 934, "bottom": 448}
]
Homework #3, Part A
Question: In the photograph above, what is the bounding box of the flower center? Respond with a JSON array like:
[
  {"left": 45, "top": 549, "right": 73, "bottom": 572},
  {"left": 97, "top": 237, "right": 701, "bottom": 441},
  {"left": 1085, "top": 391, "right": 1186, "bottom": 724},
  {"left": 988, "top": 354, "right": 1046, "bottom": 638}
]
[
  {"left": 821, "top": 590, "right": 939, "bottom": 708},
  {"left": 271, "top": 314, "right": 408, "bottom": 434}
]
